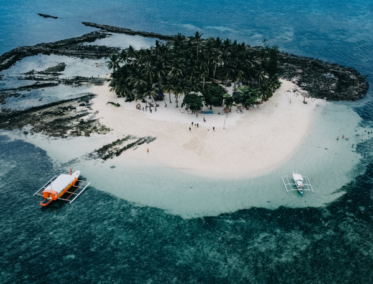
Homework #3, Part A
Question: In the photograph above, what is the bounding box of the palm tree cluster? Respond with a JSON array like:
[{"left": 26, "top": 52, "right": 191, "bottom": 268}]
[{"left": 107, "top": 32, "right": 281, "bottom": 108}]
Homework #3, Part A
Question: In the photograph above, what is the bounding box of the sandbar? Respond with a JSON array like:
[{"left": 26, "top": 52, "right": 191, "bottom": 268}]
[{"left": 92, "top": 79, "right": 324, "bottom": 178}]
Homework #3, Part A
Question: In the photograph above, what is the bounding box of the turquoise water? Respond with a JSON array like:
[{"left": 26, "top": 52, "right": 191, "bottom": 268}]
[{"left": 1, "top": 0, "right": 373, "bottom": 283}]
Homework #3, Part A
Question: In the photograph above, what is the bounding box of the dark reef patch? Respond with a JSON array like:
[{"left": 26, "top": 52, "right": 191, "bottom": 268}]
[
  {"left": 276, "top": 52, "right": 369, "bottom": 101},
  {"left": 82, "top": 22, "right": 176, "bottom": 41},
  {"left": 0, "top": 94, "right": 110, "bottom": 137},
  {"left": 0, "top": 31, "right": 119, "bottom": 72},
  {"left": 38, "top": 13, "right": 58, "bottom": 19},
  {"left": 92, "top": 135, "right": 156, "bottom": 160}
]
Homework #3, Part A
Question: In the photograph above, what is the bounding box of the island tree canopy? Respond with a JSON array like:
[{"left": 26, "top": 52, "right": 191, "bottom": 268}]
[
  {"left": 235, "top": 86, "right": 261, "bottom": 107},
  {"left": 107, "top": 33, "right": 281, "bottom": 108},
  {"left": 181, "top": 93, "right": 204, "bottom": 113},
  {"left": 201, "top": 85, "right": 226, "bottom": 109}
]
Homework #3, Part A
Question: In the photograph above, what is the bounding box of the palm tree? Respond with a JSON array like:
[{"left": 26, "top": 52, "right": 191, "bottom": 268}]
[
  {"left": 169, "top": 59, "right": 185, "bottom": 77},
  {"left": 193, "top": 31, "right": 203, "bottom": 60},
  {"left": 142, "top": 84, "right": 157, "bottom": 103},
  {"left": 199, "top": 61, "right": 209, "bottom": 90},
  {"left": 106, "top": 31, "right": 281, "bottom": 112},
  {"left": 224, "top": 65, "right": 236, "bottom": 86},
  {"left": 211, "top": 51, "right": 222, "bottom": 79},
  {"left": 179, "top": 78, "right": 191, "bottom": 105},
  {"left": 174, "top": 33, "right": 185, "bottom": 48},
  {"left": 126, "top": 45, "right": 137, "bottom": 65},
  {"left": 256, "top": 67, "right": 266, "bottom": 87},
  {"left": 141, "top": 62, "right": 157, "bottom": 83},
  {"left": 188, "top": 76, "right": 203, "bottom": 93},
  {"left": 163, "top": 76, "right": 178, "bottom": 104},
  {"left": 119, "top": 49, "right": 128, "bottom": 64},
  {"left": 106, "top": 53, "right": 120, "bottom": 73},
  {"left": 130, "top": 75, "right": 147, "bottom": 89},
  {"left": 172, "top": 78, "right": 188, "bottom": 108}
]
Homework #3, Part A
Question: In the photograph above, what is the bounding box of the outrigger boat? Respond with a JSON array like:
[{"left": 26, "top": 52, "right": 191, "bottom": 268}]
[
  {"left": 282, "top": 171, "right": 314, "bottom": 196},
  {"left": 34, "top": 169, "right": 90, "bottom": 206}
]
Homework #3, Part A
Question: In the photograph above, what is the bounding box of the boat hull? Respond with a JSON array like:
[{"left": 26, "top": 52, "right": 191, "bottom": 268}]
[{"left": 40, "top": 177, "right": 78, "bottom": 207}]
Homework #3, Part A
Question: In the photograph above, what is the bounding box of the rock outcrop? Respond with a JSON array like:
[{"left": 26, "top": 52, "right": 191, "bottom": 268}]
[
  {"left": 38, "top": 13, "right": 58, "bottom": 19},
  {"left": 0, "top": 94, "right": 110, "bottom": 137},
  {"left": 246, "top": 46, "right": 369, "bottom": 101},
  {"left": 82, "top": 22, "right": 175, "bottom": 41},
  {"left": 1, "top": 81, "right": 59, "bottom": 92},
  {"left": 0, "top": 31, "right": 119, "bottom": 72},
  {"left": 92, "top": 135, "right": 156, "bottom": 160},
  {"left": 276, "top": 52, "right": 369, "bottom": 101},
  {"left": 0, "top": 23, "right": 369, "bottom": 102}
]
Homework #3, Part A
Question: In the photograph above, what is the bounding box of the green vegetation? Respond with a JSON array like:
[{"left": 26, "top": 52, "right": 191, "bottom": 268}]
[
  {"left": 181, "top": 93, "right": 204, "bottom": 113},
  {"left": 224, "top": 94, "right": 234, "bottom": 109},
  {"left": 235, "top": 86, "right": 261, "bottom": 107},
  {"left": 201, "top": 85, "right": 225, "bottom": 109},
  {"left": 107, "top": 33, "right": 281, "bottom": 111},
  {"left": 107, "top": 101, "right": 120, "bottom": 107}
]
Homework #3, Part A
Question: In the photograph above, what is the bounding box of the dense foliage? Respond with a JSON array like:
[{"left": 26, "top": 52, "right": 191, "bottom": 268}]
[
  {"left": 181, "top": 93, "right": 204, "bottom": 113},
  {"left": 107, "top": 32, "right": 281, "bottom": 110},
  {"left": 201, "top": 85, "right": 225, "bottom": 109}
]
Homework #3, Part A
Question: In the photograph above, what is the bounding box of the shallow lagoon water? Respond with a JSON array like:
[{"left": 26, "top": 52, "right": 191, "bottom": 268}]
[
  {"left": 1, "top": 133, "right": 373, "bottom": 283},
  {"left": 3, "top": 98, "right": 371, "bottom": 219},
  {"left": 1, "top": 0, "right": 373, "bottom": 282}
]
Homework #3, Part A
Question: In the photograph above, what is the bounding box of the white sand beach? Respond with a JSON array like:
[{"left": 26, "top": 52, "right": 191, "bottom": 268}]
[{"left": 92, "top": 79, "right": 324, "bottom": 177}]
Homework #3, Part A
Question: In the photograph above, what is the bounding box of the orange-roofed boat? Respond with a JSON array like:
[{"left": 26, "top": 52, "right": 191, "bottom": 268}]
[{"left": 34, "top": 169, "right": 90, "bottom": 206}]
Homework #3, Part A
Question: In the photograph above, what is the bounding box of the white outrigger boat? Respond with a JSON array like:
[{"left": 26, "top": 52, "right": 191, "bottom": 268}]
[
  {"left": 282, "top": 172, "right": 314, "bottom": 196},
  {"left": 34, "top": 169, "right": 90, "bottom": 206}
]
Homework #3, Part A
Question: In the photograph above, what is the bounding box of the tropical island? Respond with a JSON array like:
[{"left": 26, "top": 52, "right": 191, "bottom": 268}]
[
  {"left": 107, "top": 32, "right": 281, "bottom": 113},
  {"left": 0, "top": 22, "right": 369, "bottom": 176}
]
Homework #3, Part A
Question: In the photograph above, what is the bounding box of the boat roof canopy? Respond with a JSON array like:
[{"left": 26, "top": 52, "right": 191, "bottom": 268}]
[
  {"left": 293, "top": 173, "right": 303, "bottom": 181},
  {"left": 45, "top": 174, "right": 75, "bottom": 194}
]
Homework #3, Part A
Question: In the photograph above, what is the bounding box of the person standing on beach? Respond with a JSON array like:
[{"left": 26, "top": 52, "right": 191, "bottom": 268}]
[
  {"left": 189, "top": 127, "right": 191, "bottom": 131},
  {"left": 203, "top": 118, "right": 206, "bottom": 122},
  {"left": 213, "top": 127, "right": 215, "bottom": 131},
  {"left": 192, "top": 122, "right": 193, "bottom": 126},
  {"left": 197, "top": 123, "right": 199, "bottom": 127}
]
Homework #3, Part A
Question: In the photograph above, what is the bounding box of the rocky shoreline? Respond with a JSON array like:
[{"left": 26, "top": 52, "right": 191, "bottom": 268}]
[
  {"left": 0, "top": 22, "right": 368, "bottom": 101},
  {"left": 91, "top": 135, "right": 156, "bottom": 160},
  {"left": 38, "top": 13, "right": 58, "bottom": 19},
  {"left": 82, "top": 22, "right": 175, "bottom": 41},
  {"left": 81, "top": 22, "right": 368, "bottom": 101},
  {"left": 0, "top": 94, "right": 111, "bottom": 137},
  {"left": 0, "top": 21, "right": 369, "bottom": 148},
  {"left": 0, "top": 31, "right": 119, "bottom": 72},
  {"left": 244, "top": 45, "right": 369, "bottom": 101},
  {"left": 276, "top": 52, "right": 368, "bottom": 101}
]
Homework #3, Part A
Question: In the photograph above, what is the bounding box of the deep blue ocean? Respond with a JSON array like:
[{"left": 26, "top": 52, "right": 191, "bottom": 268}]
[{"left": 1, "top": 0, "right": 373, "bottom": 283}]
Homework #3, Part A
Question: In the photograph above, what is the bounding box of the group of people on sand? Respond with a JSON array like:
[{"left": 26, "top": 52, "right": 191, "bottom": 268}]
[
  {"left": 189, "top": 120, "right": 215, "bottom": 132},
  {"left": 138, "top": 102, "right": 217, "bottom": 132}
]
